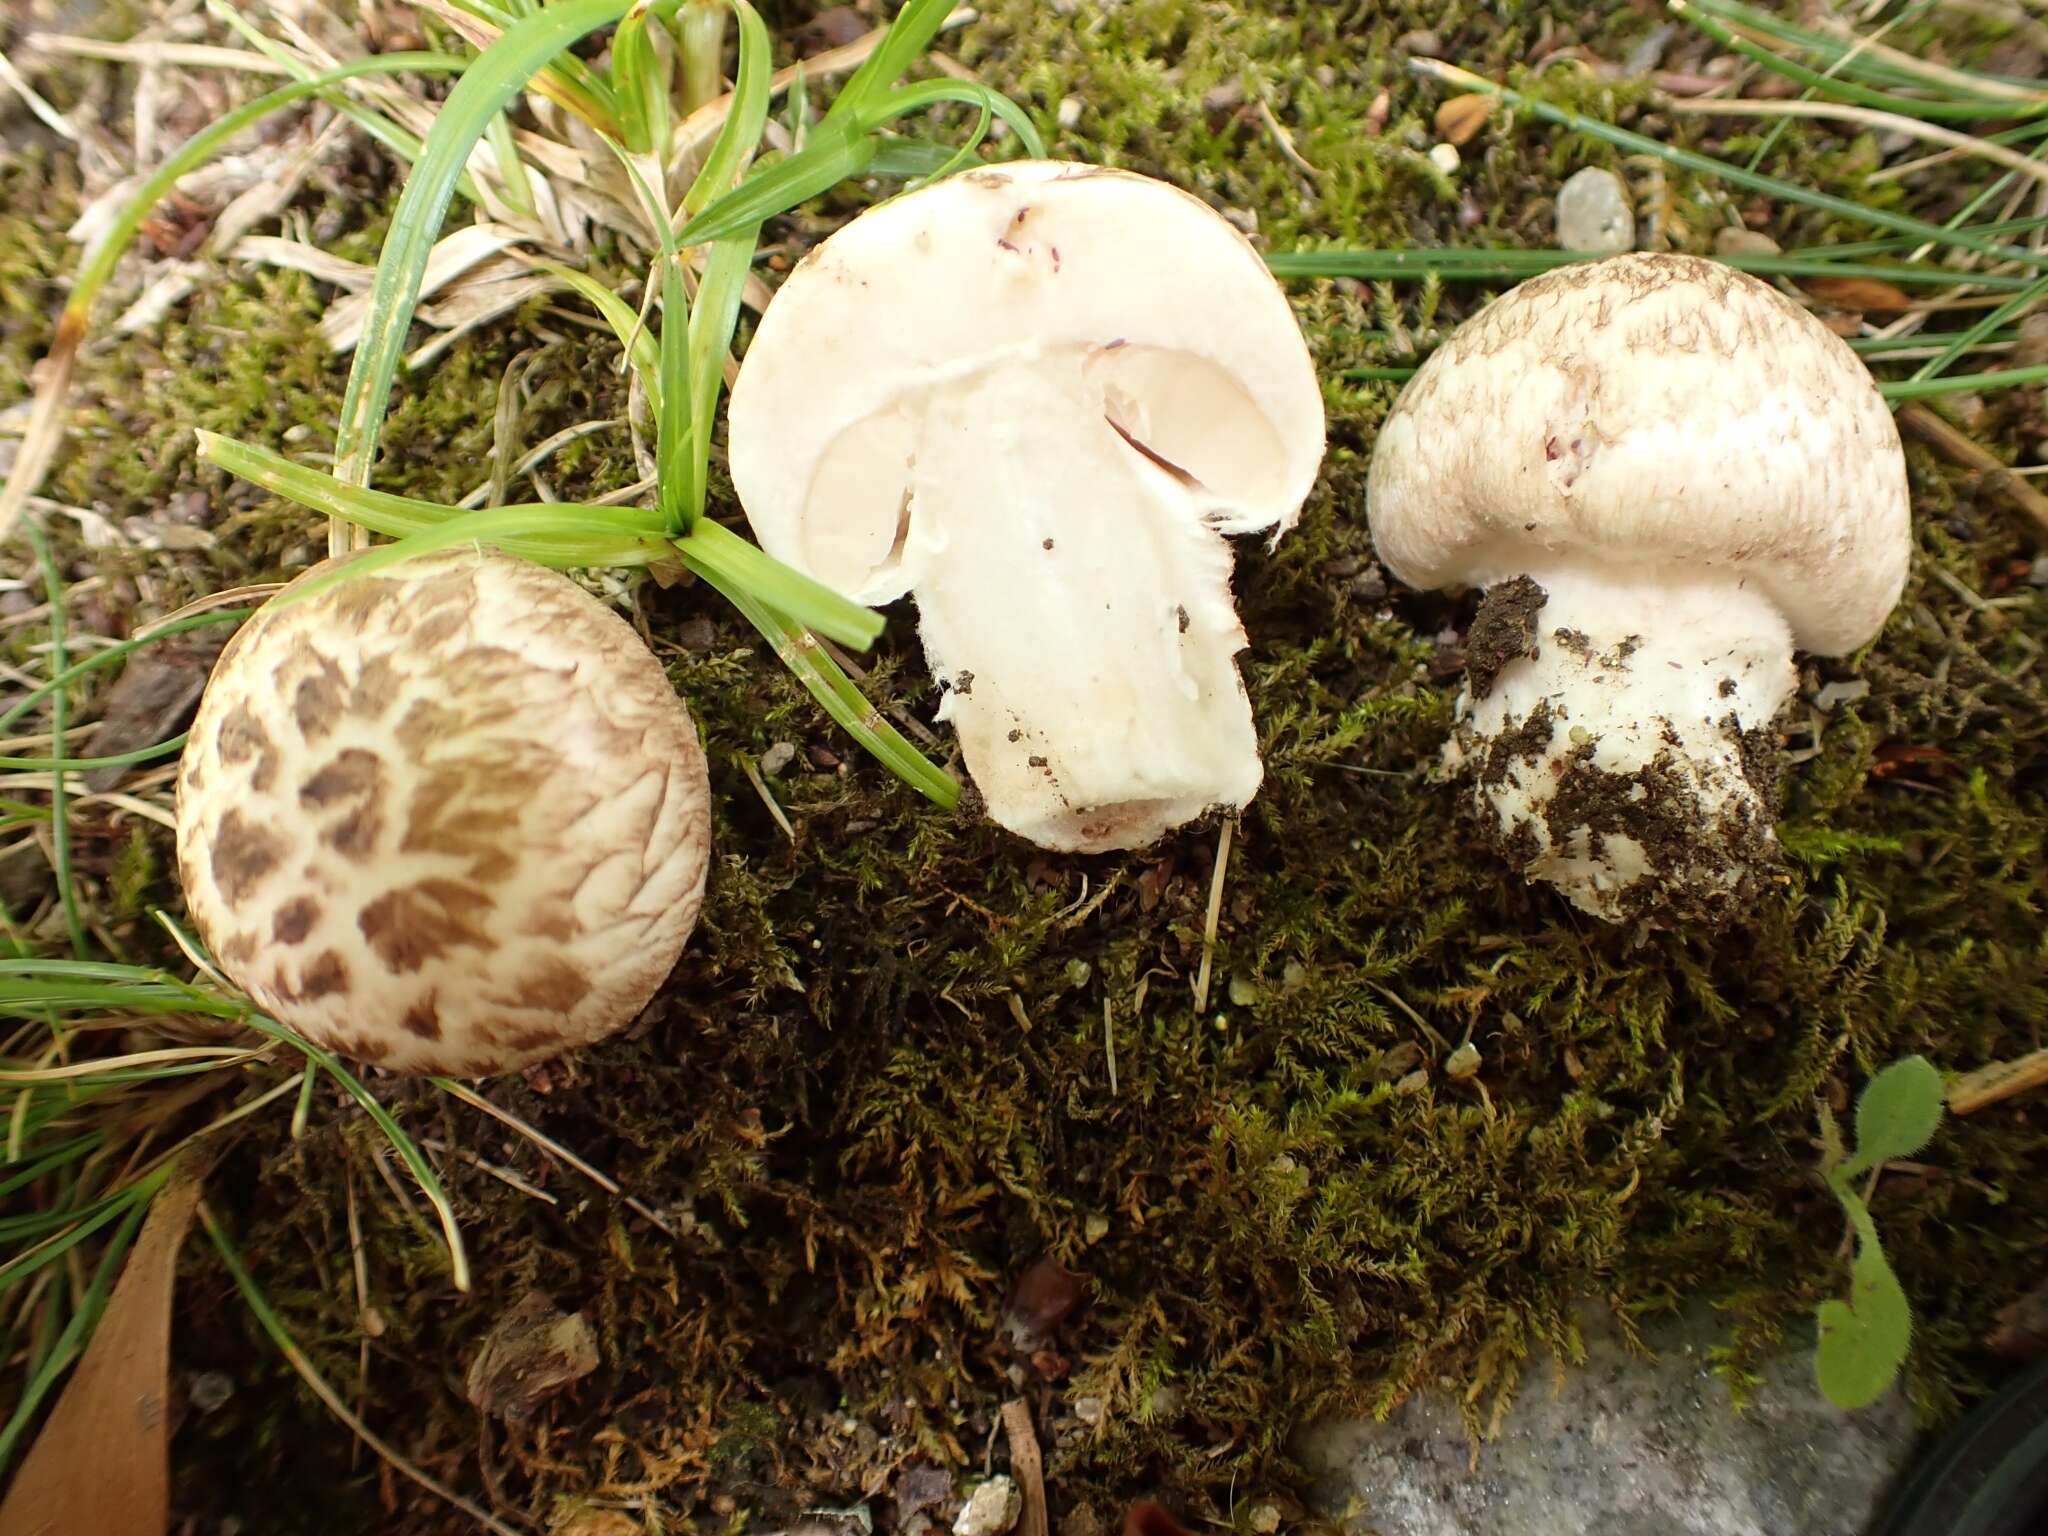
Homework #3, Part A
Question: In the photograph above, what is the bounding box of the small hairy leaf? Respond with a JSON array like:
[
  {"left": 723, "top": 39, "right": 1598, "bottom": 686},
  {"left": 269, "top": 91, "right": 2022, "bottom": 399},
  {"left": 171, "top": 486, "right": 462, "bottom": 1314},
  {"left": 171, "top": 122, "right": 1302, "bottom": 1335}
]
[
  {"left": 1844, "top": 1055, "right": 1945, "bottom": 1179},
  {"left": 1815, "top": 1189, "right": 1913, "bottom": 1409}
]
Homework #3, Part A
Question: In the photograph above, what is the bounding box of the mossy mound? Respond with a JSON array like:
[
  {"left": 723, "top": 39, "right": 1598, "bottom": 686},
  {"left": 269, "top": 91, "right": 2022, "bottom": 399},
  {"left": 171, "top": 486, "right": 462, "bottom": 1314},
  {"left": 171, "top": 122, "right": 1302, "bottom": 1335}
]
[{"left": 2, "top": 1, "right": 2044, "bottom": 1532}]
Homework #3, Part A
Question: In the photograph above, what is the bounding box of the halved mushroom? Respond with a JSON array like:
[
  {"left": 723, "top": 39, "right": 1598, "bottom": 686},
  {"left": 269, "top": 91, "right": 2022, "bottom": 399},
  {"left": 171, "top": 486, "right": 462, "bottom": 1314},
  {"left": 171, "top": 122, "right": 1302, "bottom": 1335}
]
[
  {"left": 176, "top": 548, "right": 711, "bottom": 1075},
  {"left": 727, "top": 162, "right": 1326, "bottom": 852}
]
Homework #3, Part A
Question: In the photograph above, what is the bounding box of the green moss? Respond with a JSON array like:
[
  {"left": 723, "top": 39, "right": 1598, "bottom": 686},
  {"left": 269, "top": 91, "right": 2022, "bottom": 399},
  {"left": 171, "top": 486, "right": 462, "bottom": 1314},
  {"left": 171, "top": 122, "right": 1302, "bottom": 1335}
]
[{"left": 2, "top": 1, "right": 2045, "bottom": 1531}]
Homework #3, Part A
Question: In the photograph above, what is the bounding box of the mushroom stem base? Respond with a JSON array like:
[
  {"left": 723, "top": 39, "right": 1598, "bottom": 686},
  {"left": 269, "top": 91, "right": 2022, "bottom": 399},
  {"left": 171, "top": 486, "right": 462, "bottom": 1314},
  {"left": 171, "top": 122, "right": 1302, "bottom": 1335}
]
[{"left": 1445, "top": 564, "right": 1796, "bottom": 927}]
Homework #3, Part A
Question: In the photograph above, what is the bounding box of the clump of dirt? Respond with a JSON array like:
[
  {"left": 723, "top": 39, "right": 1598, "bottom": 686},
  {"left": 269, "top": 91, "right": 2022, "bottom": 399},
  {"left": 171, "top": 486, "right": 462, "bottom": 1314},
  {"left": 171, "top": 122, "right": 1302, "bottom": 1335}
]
[{"left": 1463, "top": 576, "right": 1547, "bottom": 700}]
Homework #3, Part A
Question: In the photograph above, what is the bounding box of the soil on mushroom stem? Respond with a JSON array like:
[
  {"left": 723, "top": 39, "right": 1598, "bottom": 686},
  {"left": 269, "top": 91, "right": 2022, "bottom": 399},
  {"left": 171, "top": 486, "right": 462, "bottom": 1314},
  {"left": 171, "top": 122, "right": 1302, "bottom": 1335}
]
[{"left": 4, "top": 0, "right": 2048, "bottom": 1531}]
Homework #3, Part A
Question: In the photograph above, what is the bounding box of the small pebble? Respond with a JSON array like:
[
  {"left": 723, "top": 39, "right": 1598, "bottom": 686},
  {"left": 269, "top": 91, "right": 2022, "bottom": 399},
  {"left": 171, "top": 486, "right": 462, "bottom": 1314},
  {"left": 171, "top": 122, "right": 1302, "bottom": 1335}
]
[
  {"left": 1445, "top": 1041, "right": 1482, "bottom": 1081},
  {"left": 1249, "top": 1505, "right": 1282, "bottom": 1535},
  {"left": 2030, "top": 555, "right": 2048, "bottom": 588},
  {"left": 1556, "top": 167, "right": 1634, "bottom": 254},
  {"left": 189, "top": 1371, "right": 235, "bottom": 1413},
  {"left": 1057, "top": 96, "right": 1082, "bottom": 130},
  {"left": 1713, "top": 226, "right": 1781, "bottom": 258},
  {"left": 759, "top": 741, "right": 798, "bottom": 776},
  {"left": 1072, "top": 1394, "right": 1106, "bottom": 1426},
  {"left": 2015, "top": 312, "right": 2048, "bottom": 369},
  {"left": 953, "top": 1477, "right": 1024, "bottom": 1536},
  {"left": 1397, "top": 29, "right": 1444, "bottom": 56},
  {"left": 1427, "top": 142, "right": 1460, "bottom": 176}
]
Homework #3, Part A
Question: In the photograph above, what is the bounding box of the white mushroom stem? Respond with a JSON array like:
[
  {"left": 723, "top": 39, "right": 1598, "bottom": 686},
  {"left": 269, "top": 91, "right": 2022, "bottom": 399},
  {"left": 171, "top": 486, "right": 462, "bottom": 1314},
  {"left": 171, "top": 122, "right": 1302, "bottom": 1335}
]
[
  {"left": 1446, "top": 563, "right": 1795, "bottom": 923},
  {"left": 906, "top": 362, "right": 1258, "bottom": 853}
]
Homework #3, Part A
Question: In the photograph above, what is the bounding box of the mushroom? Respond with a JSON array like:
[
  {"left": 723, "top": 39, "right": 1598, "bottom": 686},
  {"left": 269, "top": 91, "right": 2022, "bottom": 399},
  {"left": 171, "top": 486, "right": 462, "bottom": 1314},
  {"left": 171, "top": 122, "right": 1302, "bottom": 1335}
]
[
  {"left": 175, "top": 547, "right": 711, "bottom": 1075},
  {"left": 726, "top": 161, "right": 1326, "bottom": 853},
  {"left": 1366, "top": 253, "right": 1910, "bottom": 925}
]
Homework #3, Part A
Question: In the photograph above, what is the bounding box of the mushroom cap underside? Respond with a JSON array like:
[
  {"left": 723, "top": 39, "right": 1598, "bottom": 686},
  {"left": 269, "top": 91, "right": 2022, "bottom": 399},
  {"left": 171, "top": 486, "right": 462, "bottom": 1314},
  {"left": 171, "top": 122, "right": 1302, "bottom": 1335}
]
[
  {"left": 175, "top": 547, "right": 711, "bottom": 1076},
  {"left": 728, "top": 160, "right": 1327, "bottom": 605},
  {"left": 1365, "top": 253, "right": 1910, "bottom": 656}
]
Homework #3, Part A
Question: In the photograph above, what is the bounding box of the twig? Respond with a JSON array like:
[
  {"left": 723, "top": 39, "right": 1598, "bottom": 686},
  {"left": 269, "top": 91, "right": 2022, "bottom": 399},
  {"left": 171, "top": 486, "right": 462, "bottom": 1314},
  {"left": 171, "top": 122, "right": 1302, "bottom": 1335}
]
[
  {"left": 1000, "top": 1401, "right": 1049, "bottom": 1536},
  {"left": 343, "top": 1159, "right": 371, "bottom": 1474},
  {"left": 1949, "top": 1048, "right": 2048, "bottom": 1115},
  {"left": 433, "top": 1078, "right": 677, "bottom": 1237},
  {"left": 1898, "top": 401, "right": 2048, "bottom": 534},
  {"left": 1102, "top": 998, "right": 1118, "bottom": 1096},
  {"left": 198, "top": 1204, "right": 524, "bottom": 1536},
  {"left": 737, "top": 754, "right": 796, "bottom": 843},
  {"left": 1191, "top": 818, "right": 1234, "bottom": 1015},
  {"left": 1664, "top": 98, "right": 2048, "bottom": 195},
  {"left": 0, "top": 47, "right": 78, "bottom": 139}
]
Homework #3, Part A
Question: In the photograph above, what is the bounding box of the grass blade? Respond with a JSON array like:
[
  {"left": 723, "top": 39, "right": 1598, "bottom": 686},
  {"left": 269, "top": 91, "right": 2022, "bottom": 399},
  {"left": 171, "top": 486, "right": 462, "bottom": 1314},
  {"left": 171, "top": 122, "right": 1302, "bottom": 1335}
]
[
  {"left": 330, "top": 0, "right": 634, "bottom": 514},
  {"left": 0, "top": 51, "right": 464, "bottom": 545},
  {"left": 231, "top": 1013, "right": 469, "bottom": 1292},
  {"left": 659, "top": 253, "right": 695, "bottom": 531},
  {"left": 1880, "top": 364, "right": 2048, "bottom": 400},
  {"left": 1411, "top": 59, "right": 2048, "bottom": 271},
  {"left": 829, "top": 0, "right": 964, "bottom": 124},
  {"left": 675, "top": 519, "right": 884, "bottom": 650},
  {"left": 684, "top": 234, "right": 757, "bottom": 521},
  {"left": 196, "top": 431, "right": 667, "bottom": 567},
  {"left": 197, "top": 1205, "right": 519, "bottom": 1536},
  {"left": 1669, "top": 0, "right": 2044, "bottom": 123},
  {"left": 682, "top": 117, "right": 878, "bottom": 246},
  {"left": 1908, "top": 273, "right": 2048, "bottom": 384},
  {"left": 1267, "top": 247, "right": 2038, "bottom": 289},
  {"left": 528, "top": 258, "right": 662, "bottom": 407},
  {"left": 20, "top": 523, "right": 84, "bottom": 960},
  {"left": 865, "top": 78, "right": 1047, "bottom": 159},
  {"left": 609, "top": 4, "right": 669, "bottom": 156},
  {"left": 692, "top": 566, "right": 957, "bottom": 807},
  {"left": 683, "top": 0, "right": 772, "bottom": 212}
]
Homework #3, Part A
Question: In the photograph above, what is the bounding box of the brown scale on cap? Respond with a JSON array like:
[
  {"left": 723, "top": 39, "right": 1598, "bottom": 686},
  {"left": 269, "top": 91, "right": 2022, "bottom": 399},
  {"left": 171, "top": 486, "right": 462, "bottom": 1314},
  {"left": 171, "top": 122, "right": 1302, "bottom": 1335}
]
[{"left": 176, "top": 547, "right": 712, "bottom": 1076}]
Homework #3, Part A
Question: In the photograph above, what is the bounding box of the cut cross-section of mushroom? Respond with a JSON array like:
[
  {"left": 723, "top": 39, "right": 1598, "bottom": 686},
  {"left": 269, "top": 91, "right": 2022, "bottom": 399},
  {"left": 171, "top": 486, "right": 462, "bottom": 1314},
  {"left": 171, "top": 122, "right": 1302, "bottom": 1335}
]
[{"left": 728, "top": 162, "right": 1327, "bottom": 853}]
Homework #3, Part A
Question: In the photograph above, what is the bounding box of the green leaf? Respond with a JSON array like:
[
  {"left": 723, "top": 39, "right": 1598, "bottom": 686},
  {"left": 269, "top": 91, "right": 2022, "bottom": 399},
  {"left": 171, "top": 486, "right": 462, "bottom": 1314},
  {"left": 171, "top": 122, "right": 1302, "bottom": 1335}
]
[
  {"left": 332, "top": 0, "right": 635, "bottom": 494},
  {"left": 828, "top": 0, "right": 963, "bottom": 124},
  {"left": 609, "top": 4, "right": 669, "bottom": 156},
  {"left": 865, "top": 78, "right": 1048, "bottom": 160},
  {"left": 683, "top": 0, "right": 772, "bottom": 213},
  {"left": 1815, "top": 1188, "right": 1913, "bottom": 1410},
  {"left": 196, "top": 431, "right": 665, "bottom": 568},
  {"left": 1842, "top": 1056, "right": 1945, "bottom": 1180},
  {"left": 528, "top": 259, "right": 663, "bottom": 408},
  {"left": 688, "top": 568, "right": 958, "bottom": 808},
  {"left": 1413, "top": 63, "right": 2047, "bottom": 271},
  {"left": 1670, "top": 0, "right": 2046, "bottom": 122},
  {"left": 674, "top": 519, "right": 883, "bottom": 650},
  {"left": 684, "top": 235, "right": 757, "bottom": 523}
]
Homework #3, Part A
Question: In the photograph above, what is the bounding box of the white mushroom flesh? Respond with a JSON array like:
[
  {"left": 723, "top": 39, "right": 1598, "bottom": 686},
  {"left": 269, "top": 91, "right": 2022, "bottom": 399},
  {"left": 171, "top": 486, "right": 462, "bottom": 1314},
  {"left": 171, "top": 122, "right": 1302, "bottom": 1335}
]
[
  {"left": 729, "top": 162, "right": 1327, "bottom": 853},
  {"left": 176, "top": 547, "right": 712, "bottom": 1075}
]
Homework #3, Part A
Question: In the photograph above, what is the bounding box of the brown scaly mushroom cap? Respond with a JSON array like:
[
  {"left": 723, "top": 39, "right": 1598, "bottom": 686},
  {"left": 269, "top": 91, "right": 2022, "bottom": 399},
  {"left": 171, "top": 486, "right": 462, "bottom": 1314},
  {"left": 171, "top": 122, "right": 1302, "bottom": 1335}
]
[{"left": 175, "top": 547, "right": 711, "bottom": 1075}]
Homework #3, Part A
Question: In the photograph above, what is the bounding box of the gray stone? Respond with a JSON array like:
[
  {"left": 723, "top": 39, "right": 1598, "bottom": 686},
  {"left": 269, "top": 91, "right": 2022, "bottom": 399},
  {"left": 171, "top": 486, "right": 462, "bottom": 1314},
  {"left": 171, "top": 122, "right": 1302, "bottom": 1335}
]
[
  {"left": 1296, "top": 1305, "right": 1917, "bottom": 1536},
  {"left": 952, "top": 1477, "right": 1023, "bottom": 1536},
  {"left": 2029, "top": 555, "right": 2048, "bottom": 589},
  {"left": 1556, "top": 168, "right": 1635, "bottom": 254},
  {"left": 1713, "top": 227, "right": 1781, "bottom": 258}
]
